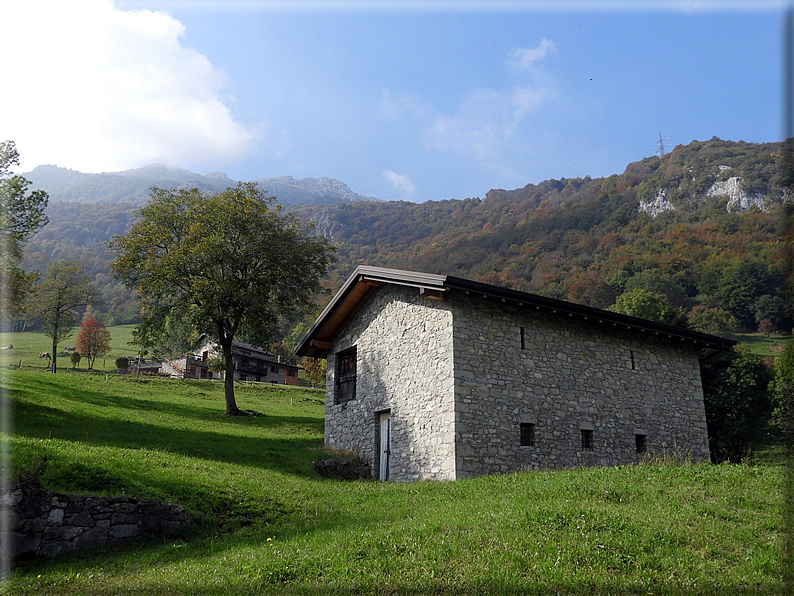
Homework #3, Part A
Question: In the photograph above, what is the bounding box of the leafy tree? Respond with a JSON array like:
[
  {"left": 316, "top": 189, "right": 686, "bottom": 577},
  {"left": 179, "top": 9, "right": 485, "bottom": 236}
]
[
  {"left": 624, "top": 269, "right": 687, "bottom": 308},
  {"left": 687, "top": 306, "right": 739, "bottom": 335},
  {"left": 270, "top": 320, "right": 311, "bottom": 366},
  {"left": 27, "top": 262, "right": 98, "bottom": 373},
  {"left": 76, "top": 316, "right": 111, "bottom": 369},
  {"left": 565, "top": 273, "right": 615, "bottom": 309},
  {"left": 111, "top": 183, "right": 335, "bottom": 415},
  {"left": 206, "top": 353, "right": 226, "bottom": 378},
  {"left": 0, "top": 140, "right": 49, "bottom": 315},
  {"left": 70, "top": 351, "right": 81, "bottom": 370},
  {"left": 606, "top": 288, "right": 683, "bottom": 325},
  {"left": 133, "top": 309, "right": 199, "bottom": 359},
  {"left": 303, "top": 357, "right": 326, "bottom": 388},
  {"left": 701, "top": 350, "right": 773, "bottom": 462},
  {"left": 718, "top": 261, "right": 776, "bottom": 330},
  {"left": 771, "top": 342, "right": 794, "bottom": 444},
  {"left": 754, "top": 294, "right": 787, "bottom": 331}
]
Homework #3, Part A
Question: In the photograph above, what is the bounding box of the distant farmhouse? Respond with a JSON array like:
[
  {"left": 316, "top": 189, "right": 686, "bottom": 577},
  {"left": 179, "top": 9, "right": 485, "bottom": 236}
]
[
  {"left": 161, "top": 334, "right": 299, "bottom": 385},
  {"left": 296, "top": 266, "right": 735, "bottom": 482}
]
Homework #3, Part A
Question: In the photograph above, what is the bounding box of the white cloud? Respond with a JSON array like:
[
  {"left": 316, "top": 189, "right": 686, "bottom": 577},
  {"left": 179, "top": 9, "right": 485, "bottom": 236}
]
[
  {"left": 382, "top": 170, "right": 415, "bottom": 196},
  {"left": 423, "top": 85, "right": 552, "bottom": 163},
  {"left": 507, "top": 38, "right": 557, "bottom": 71},
  {"left": 423, "top": 38, "right": 556, "bottom": 166},
  {"left": 378, "top": 89, "right": 426, "bottom": 120},
  {"left": 0, "top": 0, "right": 255, "bottom": 173}
]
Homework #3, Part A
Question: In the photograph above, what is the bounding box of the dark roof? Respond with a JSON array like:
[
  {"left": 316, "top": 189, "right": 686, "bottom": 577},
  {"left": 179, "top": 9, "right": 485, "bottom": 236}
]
[{"left": 295, "top": 266, "right": 736, "bottom": 358}]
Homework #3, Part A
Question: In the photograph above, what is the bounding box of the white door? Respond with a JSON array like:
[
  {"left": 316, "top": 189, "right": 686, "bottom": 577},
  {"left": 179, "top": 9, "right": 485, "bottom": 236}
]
[{"left": 379, "top": 412, "right": 391, "bottom": 481}]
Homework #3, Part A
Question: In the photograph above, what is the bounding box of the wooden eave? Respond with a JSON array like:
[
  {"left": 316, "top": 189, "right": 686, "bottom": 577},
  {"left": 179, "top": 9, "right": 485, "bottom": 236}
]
[{"left": 295, "top": 266, "right": 448, "bottom": 358}]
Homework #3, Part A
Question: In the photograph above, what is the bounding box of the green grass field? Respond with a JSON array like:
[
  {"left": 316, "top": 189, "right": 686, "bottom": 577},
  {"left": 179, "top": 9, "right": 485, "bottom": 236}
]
[
  {"left": 0, "top": 325, "right": 139, "bottom": 373},
  {"left": 4, "top": 369, "right": 785, "bottom": 595},
  {"left": 733, "top": 332, "right": 793, "bottom": 358}
]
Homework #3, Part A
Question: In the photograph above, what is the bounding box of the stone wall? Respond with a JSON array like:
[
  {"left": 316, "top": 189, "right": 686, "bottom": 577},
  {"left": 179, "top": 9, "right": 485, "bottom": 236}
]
[
  {"left": 1, "top": 483, "right": 194, "bottom": 560},
  {"left": 325, "top": 285, "right": 456, "bottom": 481},
  {"left": 450, "top": 294, "right": 710, "bottom": 478}
]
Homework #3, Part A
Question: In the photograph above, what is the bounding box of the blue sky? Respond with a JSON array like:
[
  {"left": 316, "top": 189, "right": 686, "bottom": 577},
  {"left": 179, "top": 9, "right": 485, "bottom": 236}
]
[{"left": 2, "top": 1, "right": 784, "bottom": 202}]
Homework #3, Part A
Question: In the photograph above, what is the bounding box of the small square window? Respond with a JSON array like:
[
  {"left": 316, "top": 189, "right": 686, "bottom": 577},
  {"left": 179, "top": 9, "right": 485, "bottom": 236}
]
[
  {"left": 520, "top": 423, "right": 535, "bottom": 446},
  {"left": 581, "top": 429, "right": 594, "bottom": 450},
  {"left": 635, "top": 434, "right": 647, "bottom": 454}
]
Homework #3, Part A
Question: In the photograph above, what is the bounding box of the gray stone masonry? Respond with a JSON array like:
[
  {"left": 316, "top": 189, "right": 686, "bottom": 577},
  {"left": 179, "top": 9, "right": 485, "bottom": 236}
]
[
  {"left": 1, "top": 483, "right": 194, "bottom": 560},
  {"left": 323, "top": 285, "right": 710, "bottom": 481},
  {"left": 326, "top": 285, "right": 455, "bottom": 481},
  {"left": 450, "top": 293, "right": 710, "bottom": 478}
]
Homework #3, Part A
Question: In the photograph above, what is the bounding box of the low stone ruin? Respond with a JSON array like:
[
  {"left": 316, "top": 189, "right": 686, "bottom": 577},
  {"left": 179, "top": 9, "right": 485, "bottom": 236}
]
[{"left": 1, "top": 482, "right": 195, "bottom": 560}]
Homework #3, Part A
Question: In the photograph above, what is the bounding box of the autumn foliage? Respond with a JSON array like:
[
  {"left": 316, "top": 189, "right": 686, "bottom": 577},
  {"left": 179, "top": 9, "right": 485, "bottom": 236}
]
[{"left": 76, "top": 317, "right": 111, "bottom": 369}]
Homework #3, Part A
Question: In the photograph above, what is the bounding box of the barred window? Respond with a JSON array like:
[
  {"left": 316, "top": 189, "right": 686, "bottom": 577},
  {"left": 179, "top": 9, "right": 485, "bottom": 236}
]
[{"left": 581, "top": 429, "right": 594, "bottom": 450}]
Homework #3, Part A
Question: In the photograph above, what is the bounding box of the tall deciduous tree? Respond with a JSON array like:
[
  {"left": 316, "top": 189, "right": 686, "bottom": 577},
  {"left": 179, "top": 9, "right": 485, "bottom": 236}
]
[
  {"left": 110, "top": 183, "right": 335, "bottom": 415},
  {"left": 303, "top": 357, "right": 326, "bottom": 389},
  {"left": 0, "top": 140, "right": 49, "bottom": 316},
  {"left": 76, "top": 316, "right": 111, "bottom": 369},
  {"left": 701, "top": 350, "right": 773, "bottom": 463},
  {"left": 606, "top": 288, "right": 685, "bottom": 326},
  {"left": 28, "top": 262, "right": 99, "bottom": 373},
  {"left": 771, "top": 342, "right": 794, "bottom": 444}
]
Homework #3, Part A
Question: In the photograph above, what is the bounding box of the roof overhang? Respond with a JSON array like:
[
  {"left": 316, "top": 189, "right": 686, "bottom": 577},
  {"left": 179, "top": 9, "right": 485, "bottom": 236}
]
[
  {"left": 295, "top": 267, "right": 448, "bottom": 358},
  {"left": 295, "top": 266, "right": 737, "bottom": 358}
]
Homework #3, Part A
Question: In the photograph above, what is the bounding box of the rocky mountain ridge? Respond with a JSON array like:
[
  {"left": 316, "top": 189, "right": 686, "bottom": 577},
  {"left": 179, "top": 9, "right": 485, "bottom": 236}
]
[{"left": 24, "top": 164, "right": 378, "bottom": 206}]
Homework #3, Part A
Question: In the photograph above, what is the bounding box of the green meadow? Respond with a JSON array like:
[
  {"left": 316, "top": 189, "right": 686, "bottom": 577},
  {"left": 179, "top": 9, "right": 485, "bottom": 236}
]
[
  {"left": 0, "top": 326, "right": 138, "bottom": 373},
  {"left": 733, "top": 332, "right": 793, "bottom": 358},
  {"left": 4, "top": 369, "right": 785, "bottom": 595}
]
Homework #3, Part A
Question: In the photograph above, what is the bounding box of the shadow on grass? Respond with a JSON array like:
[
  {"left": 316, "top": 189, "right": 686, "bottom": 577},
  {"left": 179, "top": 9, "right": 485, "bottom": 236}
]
[
  {"left": 10, "top": 390, "right": 323, "bottom": 478},
  {"left": 10, "top": 375, "right": 323, "bottom": 427}
]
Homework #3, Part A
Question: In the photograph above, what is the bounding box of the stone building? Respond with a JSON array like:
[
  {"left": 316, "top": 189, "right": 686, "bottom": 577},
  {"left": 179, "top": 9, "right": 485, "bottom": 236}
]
[
  {"left": 161, "top": 335, "right": 299, "bottom": 385},
  {"left": 296, "top": 266, "right": 734, "bottom": 482}
]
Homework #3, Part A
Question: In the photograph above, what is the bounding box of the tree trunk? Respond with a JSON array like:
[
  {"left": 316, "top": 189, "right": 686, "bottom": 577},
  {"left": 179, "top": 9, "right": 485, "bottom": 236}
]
[
  {"left": 221, "top": 338, "right": 241, "bottom": 416},
  {"left": 51, "top": 340, "right": 57, "bottom": 374}
]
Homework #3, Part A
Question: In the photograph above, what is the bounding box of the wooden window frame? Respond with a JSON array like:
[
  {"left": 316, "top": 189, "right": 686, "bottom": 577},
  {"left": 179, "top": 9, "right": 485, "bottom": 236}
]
[{"left": 335, "top": 347, "right": 357, "bottom": 405}]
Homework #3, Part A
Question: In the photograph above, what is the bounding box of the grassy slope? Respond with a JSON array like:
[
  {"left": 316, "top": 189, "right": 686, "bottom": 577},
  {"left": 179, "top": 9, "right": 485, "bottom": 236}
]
[
  {"left": 0, "top": 325, "right": 138, "bottom": 372},
  {"left": 5, "top": 369, "right": 783, "bottom": 595}
]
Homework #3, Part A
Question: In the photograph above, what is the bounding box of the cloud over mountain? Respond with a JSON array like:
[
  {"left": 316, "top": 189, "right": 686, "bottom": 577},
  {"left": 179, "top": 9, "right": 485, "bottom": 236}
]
[{"left": 1, "top": 0, "right": 254, "bottom": 173}]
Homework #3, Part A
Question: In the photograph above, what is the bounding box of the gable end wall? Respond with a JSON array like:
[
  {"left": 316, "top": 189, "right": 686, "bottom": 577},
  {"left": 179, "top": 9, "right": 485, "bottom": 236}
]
[{"left": 325, "top": 285, "right": 455, "bottom": 481}]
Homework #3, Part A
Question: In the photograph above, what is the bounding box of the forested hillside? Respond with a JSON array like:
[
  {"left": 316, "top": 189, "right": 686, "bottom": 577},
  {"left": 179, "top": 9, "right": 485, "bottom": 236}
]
[
  {"left": 299, "top": 138, "right": 791, "bottom": 335},
  {"left": 22, "top": 138, "right": 793, "bottom": 336}
]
